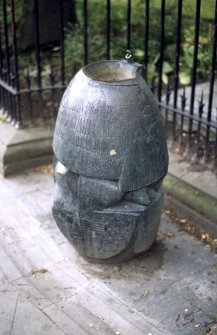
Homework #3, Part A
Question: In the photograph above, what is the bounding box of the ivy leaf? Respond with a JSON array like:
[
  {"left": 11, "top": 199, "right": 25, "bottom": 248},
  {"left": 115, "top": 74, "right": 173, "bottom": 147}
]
[
  {"left": 162, "top": 73, "right": 168, "bottom": 84},
  {"left": 179, "top": 72, "right": 191, "bottom": 85},
  {"left": 134, "top": 48, "right": 144, "bottom": 58},
  {"left": 153, "top": 53, "right": 160, "bottom": 65},
  {"left": 163, "top": 61, "right": 173, "bottom": 74},
  {"left": 199, "top": 35, "right": 209, "bottom": 45}
]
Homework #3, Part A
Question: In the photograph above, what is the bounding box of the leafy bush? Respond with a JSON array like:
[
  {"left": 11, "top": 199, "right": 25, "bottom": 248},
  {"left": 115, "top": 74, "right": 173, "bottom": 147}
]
[
  {"left": 63, "top": 0, "right": 213, "bottom": 86},
  {"left": 0, "top": 0, "right": 214, "bottom": 88}
]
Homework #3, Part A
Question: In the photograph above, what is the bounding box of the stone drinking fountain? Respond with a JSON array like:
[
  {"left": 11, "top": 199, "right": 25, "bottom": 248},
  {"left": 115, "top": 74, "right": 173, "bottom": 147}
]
[{"left": 52, "top": 52, "right": 168, "bottom": 262}]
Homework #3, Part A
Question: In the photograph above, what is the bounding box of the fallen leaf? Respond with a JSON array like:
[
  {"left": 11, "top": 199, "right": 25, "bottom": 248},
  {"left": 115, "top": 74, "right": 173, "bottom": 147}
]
[
  {"left": 30, "top": 268, "right": 48, "bottom": 276},
  {"left": 143, "top": 290, "right": 149, "bottom": 296}
]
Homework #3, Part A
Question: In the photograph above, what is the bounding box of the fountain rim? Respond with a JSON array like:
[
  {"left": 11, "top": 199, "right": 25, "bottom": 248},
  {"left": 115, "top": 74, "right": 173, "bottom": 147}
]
[{"left": 82, "top": 60, "right": 141, "bottom": 86}]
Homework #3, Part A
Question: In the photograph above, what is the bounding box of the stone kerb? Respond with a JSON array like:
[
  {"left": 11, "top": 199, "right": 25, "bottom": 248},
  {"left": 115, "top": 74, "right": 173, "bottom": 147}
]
[{"left": 0, "top": 123, "right": 53, "bottom": 176}]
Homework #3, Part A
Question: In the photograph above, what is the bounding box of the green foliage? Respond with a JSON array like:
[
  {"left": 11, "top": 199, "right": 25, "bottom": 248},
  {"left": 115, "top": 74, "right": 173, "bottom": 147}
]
[
  {"left": 179, "top": 25, "right": 212, "bottom": 85},
  {"left": 62, "top": 0, "right": 213, "bottom": 86},
  {"left": 64, "top": 24, "right": 84, "bottom": 73},
  {"left": 0, "top": 0, "right": 213, "bottom": 87},
  {"left": 0, "top": 1, "right": 24, "bottom": 33},
  {"left": 151, "top": 0, "right": 216, "bottom": 20}
]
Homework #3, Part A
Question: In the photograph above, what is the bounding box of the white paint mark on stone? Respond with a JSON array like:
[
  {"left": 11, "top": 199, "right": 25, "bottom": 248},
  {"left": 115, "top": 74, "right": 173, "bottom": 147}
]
[{"left": 110, "top": 149, "right": 117, "bottom": 156}]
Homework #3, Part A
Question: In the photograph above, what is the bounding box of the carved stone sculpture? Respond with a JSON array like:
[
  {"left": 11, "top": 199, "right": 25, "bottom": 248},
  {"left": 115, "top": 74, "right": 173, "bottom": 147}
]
[{"left": 52, "top": 56, "right": 168, "bottom": 262}]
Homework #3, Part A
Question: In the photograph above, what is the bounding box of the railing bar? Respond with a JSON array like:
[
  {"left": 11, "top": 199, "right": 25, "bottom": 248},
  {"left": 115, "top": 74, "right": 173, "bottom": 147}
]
[
  {"left": 10, "top": 80, "right": 16, "bottom": 123},
  {"left": 158, "top": 102, "right": 217, "bottom": 129},
  {"left": 10, "top": 0, "right": 19, "bottom": 90},
  {"left": 19, "top": 85, "right": 66, "bottom": 94},
  {"left": 189, "top": 0, "right": 201, "bottom": 137},
  {"left": 173, "top": 0, "right": 183, "bottom": 108},
  {"left": 0, "top": 78, "right": 17, "bottom": 94},
  {"left": 2, "top": 0, "right": 10, "bottom": 83},
  {"left": 106, "top": 0, "right": 111, "bottom": 59},
  {"left": 205, "top": 0, "right": 217, "bottom": 157},
  {"left": 34, "top": 0, "right": 42, "bottom": 89},
  {"left": 8, "top": 81, "right": 14, "bottom": 121},
  {"left": 165, "top": 85, "right": 171, "bottom": 127},
  {"left": 196, "top": 118, "right": 202, "bottom": 157},
  {"left": 196, "top": 94, "right": 204, "bottom": 157},
  {"left": 5, "top": 90, "right": 9, "bottom": 116},
  {"left": 1, "top": 84, "right": 7, "bottom": 112},
  {"left": 0, "top": 26, "right": 4, "bottom": 114},
  {"left": 158, "top": 0, "right": 165, "bottom": 101},
  {"left": 0, "top": 82, "right": 66, "bottom": 96},
  {"left": 50, "top": 67, "right": 57, "bottom": 118},
  {"left": 83, "top": 0, "right": 88, "bottom": 65},
  {"left": 10, "top": 0, "right": 21, "bottom": 125},
  {"left": 179, "top": 112, "right": 184, "bottom": 145},
  {"left": 127, "top": 0, "right": 131, "bottom": 50},
  {"left": 25, "top": 71, "right": 33, "bottom": 121},
  {"left": 215, "top": 112, "right": 217, "bottom": 162},
  {"left": 207, "top": 0, "right": 217, "bottom": 121},
  {"left": 144, "top": 0, "right": 149, "bottom": 81},
  {"left": 172, "top": 0, "right": 183, "bottom": 139},
  {"left": 0, "top": 28, "right": 2, "bottom": 76},
  {"left": 59, "top": 0, "right": 65, "bottom": 86}
]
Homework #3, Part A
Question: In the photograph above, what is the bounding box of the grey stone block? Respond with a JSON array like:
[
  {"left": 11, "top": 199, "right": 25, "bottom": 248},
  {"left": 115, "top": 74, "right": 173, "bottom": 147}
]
[{"left": 52, "top": 60, "right": 169, "bottom": 261}]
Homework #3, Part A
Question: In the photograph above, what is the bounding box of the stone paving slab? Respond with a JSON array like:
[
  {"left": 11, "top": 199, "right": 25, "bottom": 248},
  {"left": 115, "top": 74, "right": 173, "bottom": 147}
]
[{"left": 0, "top": 169, "right": 217, "bottom": 335}]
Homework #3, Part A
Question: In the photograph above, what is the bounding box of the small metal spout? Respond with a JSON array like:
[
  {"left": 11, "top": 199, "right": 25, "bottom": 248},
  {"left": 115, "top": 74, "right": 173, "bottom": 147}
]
[{"left": 125, "top": 50, "right": 133, "bottom": 63}]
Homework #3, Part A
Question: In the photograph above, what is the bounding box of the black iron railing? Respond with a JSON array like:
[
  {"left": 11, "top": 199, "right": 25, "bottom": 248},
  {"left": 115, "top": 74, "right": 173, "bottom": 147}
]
[{"left": 0, "top": 0, "right": 217, "bottom": 163}]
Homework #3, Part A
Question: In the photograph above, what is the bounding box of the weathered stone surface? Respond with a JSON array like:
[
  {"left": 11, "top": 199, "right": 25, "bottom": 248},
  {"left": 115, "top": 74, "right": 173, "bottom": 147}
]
[
  {"left": 53, "top": 61, "right": 168, "bottom": 189},
  {"left": 53, "top": 60, "right": 168, "bottom": 261}
]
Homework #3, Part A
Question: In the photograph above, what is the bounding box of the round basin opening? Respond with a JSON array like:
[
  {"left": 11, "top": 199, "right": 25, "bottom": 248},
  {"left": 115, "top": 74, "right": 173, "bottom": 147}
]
[{"left": 83, "top": 61, "right": 137, "bottom": 83}]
